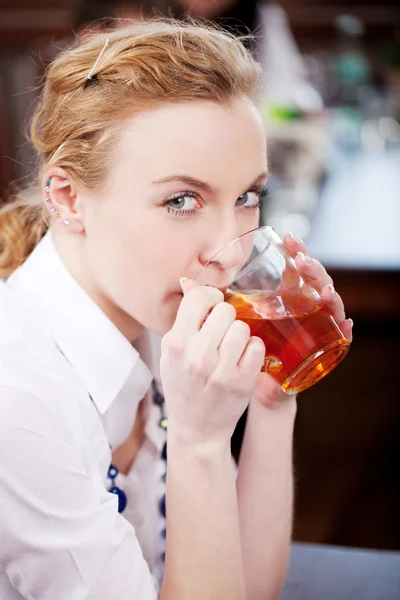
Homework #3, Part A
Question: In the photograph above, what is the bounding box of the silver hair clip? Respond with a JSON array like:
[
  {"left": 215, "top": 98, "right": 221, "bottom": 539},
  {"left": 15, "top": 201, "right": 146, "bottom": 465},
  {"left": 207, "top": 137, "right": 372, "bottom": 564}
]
[{"left": 87, "top": 38, "right": 109, "bottom": 81}]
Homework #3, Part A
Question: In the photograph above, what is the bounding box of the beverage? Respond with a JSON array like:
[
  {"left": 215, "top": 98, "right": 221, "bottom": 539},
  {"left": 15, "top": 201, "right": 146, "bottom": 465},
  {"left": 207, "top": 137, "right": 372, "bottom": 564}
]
[
  {"left": 195, "top": 226, "right": 351, "bottom": 393},
  {"left": 225, "top": 289, "right": 350, "bottom": 394}
]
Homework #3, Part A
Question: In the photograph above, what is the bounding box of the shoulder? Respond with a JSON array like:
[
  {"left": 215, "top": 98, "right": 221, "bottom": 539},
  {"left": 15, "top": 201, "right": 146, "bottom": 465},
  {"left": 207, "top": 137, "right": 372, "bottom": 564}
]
[
  {"left": 0, "top": 279, "right": 51, "bottom": 351},
  {"left": 0, "top": 281, "right": 87, "bottom": 432},
  {"left": 0, "top": 385, "right": 73, "bottom": 448}
]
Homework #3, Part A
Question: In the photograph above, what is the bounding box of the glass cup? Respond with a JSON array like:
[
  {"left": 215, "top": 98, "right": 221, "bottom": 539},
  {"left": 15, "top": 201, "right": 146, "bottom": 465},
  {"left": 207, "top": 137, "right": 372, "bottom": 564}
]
[{"left": 195, "top": 226, "right": 350, "bottom": 394}]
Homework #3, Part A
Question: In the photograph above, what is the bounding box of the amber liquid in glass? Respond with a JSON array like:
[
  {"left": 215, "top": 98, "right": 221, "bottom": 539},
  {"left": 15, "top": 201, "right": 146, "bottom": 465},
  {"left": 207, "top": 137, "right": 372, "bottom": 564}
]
[{"left": 225, "top": 290, "right": 350, "bottom": 394}]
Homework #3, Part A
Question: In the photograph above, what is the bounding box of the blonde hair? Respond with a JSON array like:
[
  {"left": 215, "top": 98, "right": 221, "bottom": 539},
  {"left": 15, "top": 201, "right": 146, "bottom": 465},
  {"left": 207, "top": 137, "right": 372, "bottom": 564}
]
[{"left": 0, "top": 19, "right": 262, "bottom": 278}]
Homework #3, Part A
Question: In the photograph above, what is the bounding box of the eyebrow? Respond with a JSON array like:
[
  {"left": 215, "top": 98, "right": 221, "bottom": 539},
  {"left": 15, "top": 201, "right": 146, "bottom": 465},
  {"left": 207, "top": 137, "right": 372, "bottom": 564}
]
[{"left": 152, "top": 172, "right": 269, "bottom": 194}]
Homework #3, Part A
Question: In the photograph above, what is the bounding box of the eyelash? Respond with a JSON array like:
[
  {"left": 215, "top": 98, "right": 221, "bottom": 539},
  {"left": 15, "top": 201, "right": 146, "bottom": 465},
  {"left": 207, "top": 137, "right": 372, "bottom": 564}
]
[
  {"left": 165, "top": 190, "right": 199, "bottom": 218},
  {"left": 164, "top": 186, "right": 269, "bottom": 218}
]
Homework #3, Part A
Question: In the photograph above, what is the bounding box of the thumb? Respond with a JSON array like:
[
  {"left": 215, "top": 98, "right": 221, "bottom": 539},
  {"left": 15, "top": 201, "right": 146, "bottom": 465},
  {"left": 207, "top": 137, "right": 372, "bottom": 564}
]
[
  {"left": 252, "top": 372, "right": 290, "bottom": 408},
  {"left": 179, "top": 277, "right": 198, "bottom": 295}
]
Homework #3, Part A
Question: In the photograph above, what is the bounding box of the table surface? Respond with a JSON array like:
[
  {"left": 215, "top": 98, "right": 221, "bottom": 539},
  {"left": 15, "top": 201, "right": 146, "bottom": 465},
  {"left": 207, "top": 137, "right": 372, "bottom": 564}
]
[{"left": 280, "top": 542, "right": 400, "bottom": 600}]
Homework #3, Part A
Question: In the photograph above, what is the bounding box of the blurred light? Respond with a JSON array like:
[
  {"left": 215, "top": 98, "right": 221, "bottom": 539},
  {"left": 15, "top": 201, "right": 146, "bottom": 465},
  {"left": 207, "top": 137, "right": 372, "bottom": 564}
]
[
  {"left": 360, "top": 120, "right": 385, "bottom": 152},
  {"left": 268, "top": 213, "right": 311, "bottom": 240},
  {"left": 378, "top": 117, "right": 400, "bottom": 142},
  {"left": 291, "top": 183, "right": 319, "bottom": 213},
  {"left": 336, "top": 14, "right": 365, "bottom": 37},
  {"left": 294, "top": 84, "right": 323, "bottom": 112},
  {"left": 304, "top": 56, "right": 320, "bottom": 79}
]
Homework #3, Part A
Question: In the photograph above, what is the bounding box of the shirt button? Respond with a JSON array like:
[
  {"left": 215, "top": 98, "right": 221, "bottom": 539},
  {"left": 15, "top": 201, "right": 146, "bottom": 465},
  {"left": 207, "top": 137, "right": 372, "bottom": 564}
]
[
  {"left": 108, "top": 465, "right": 119, "bottom": 479},
  {"left": 109, "top": 486, "right": 127, "bottom": 513}
]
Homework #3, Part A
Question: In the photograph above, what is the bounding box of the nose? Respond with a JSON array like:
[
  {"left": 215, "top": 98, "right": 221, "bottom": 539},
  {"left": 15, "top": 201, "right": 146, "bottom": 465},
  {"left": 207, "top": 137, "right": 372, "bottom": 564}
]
[
  {"left": 200, "top": 221, "right": 243, "bottom": 265},
  {"left": 197, "top": 220, "right": 251, "bottom": 286}
]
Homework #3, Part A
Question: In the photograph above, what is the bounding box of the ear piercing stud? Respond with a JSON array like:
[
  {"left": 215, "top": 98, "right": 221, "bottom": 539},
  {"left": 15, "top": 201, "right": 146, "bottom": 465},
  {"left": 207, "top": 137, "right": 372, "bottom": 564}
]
[{"left": 45, "top": 177, "right": 70, "bottom": 226}]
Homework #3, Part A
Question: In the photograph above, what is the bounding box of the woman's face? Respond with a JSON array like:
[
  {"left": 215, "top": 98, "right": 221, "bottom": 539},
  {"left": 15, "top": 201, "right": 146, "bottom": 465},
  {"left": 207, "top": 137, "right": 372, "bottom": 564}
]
[{"left": 80, "top": 97, "right": 268, "bottom": 338}]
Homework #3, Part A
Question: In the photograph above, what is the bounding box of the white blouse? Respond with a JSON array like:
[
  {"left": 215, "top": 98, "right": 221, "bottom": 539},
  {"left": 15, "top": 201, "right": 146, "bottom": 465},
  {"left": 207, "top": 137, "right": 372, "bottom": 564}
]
[{"left": 0, "top": 231, "right": 167, "bottom": 599}]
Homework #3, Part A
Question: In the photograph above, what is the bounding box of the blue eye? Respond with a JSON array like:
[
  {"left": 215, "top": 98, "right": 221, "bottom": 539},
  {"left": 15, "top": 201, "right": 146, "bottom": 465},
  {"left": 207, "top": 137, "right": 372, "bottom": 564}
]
[
  {"left": 167, "top": 196, "right": 197, "bottom": 210},
  {"left": 236, "top": 191, "right": 260, "bottom": 208},
  {"left": 168, "top": 198, "right": 186, "bottom": 209},
  {"left": 164, "top": 190, "right": 200, "bottom": 217}
]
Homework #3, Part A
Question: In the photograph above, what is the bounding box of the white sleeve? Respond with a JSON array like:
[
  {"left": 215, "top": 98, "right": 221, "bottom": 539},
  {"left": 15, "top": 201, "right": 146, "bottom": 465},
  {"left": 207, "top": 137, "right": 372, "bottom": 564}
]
[{"left": 0, "top": 386, "right": 158, "bottom": 600}]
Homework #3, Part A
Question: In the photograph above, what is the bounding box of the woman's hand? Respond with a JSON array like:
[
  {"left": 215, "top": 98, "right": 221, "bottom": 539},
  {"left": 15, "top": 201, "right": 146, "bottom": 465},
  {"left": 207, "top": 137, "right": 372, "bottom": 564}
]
[
  {"left": 283, "top": 232, "right": 353, "bottom": 343},
  {"left": 252, "top": 232, "right": 353, "bottom": 410},
  {"left": 160, "top": 279, "right": 265, "bottom": 446}
]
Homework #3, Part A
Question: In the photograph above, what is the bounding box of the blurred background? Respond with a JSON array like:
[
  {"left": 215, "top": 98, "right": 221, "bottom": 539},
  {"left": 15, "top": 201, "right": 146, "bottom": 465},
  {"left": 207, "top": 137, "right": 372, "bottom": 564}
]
[{"left": 0, "top": 0, "right": 399, "bottom": 552}]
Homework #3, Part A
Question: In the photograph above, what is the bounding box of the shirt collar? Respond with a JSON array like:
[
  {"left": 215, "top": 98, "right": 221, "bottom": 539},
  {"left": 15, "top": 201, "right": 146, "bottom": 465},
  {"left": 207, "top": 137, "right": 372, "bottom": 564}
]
[{"left": 7, "top": 231, "right": 152, "bottom": 415}]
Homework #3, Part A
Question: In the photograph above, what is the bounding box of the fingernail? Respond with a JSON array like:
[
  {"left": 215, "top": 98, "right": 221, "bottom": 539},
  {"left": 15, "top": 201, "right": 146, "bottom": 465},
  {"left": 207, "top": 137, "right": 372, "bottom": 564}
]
[
  {"left": 179, "top": 277, "right": 188, "bottom": 291},
  {"left": 348, "top": 318, "right": 354, "bottom": 328},
  {"left": 298, "top": 251, "right": 312, "bottom": 265},
  {"left": 327, "top": 283, "right": 336, "bottom": 297},
  {"left": 288, "top": 232, "right": 301, "bottom": 243}
]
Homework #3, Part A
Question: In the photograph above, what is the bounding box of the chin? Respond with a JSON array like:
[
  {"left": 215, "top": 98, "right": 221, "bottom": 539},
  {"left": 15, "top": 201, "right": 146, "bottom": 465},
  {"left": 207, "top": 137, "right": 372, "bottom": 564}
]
[
  {"left": 146, "top": 315, "right": 175, "bottom": 336},
  {"left": 144, "top": 296, "right": 181, "bottom": 336}
]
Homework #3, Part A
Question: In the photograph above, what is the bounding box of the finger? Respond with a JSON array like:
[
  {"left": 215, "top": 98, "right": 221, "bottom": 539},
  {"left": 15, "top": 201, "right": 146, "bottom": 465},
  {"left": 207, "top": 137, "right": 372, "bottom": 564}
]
[
  {"left": 339, "top": 318, "right": 353, "bottom": 343},
  {"left": 180, "top": 277, "right": 198, "bottom": 294},
  {"left": 320, "top": 283, "right": 346, "bottom": 324},
  {"left": 237, "top": 336, "right": 266, "bottom": 377},
  {"left": 283, "top": 232, "right": 308, "bottom": 258},
  {"left": 197, "top": 301, "right": 237, "bottom": 349},
  {"left": 281, "top": 234, "right": 308, "bottom": 293},
  {"left": 281, "top": 256, "right": 301, "bottom": 293},
  {"left": 174, "top": 282, "right": 224, "bottom": 336},
  {"left": 295, "top": 252, "right": 333, "bottom": 291},
  {"left": 216, "top": 320, "right": 252, "bottom": 371},
  {"left": 252, "top": 371, "right": 288, "bottom": 405}
]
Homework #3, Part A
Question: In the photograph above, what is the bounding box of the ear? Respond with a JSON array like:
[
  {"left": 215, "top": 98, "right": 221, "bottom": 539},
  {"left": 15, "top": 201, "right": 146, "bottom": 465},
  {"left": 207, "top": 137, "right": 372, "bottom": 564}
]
[{"left": 42, "top": 167, "right": 85, "bottom": 233}]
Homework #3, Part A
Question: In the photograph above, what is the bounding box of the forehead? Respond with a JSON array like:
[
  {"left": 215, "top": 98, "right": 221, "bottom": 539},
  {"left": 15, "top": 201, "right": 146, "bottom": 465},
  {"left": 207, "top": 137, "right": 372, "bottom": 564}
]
[{"left": 112, "top": 98, "right": 267, "bottom": 184}]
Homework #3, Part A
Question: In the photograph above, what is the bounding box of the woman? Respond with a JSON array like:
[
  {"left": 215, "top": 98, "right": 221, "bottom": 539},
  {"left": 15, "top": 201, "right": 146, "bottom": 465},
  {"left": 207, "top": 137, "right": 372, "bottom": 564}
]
[{"left": 0, "top": 20, "right": 352, "bottom": 600}]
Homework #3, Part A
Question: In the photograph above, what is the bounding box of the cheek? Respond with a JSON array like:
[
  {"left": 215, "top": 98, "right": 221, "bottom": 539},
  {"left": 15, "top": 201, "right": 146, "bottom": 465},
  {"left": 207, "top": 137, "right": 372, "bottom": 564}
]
[
  {"left": 90, "top": 221, "right": 182, "bottom": 302},
  {"left": 236, "top": 209, "right": 261, "bottom": 239},
  {"left": 247, "top": 209, "right": 261, "bottom": 229},
  {"left": 86, "top": 204, "right": 199, "bottom": 323},
  {"left": 238, "top": 228, "right": 257, "bottom": 270}
]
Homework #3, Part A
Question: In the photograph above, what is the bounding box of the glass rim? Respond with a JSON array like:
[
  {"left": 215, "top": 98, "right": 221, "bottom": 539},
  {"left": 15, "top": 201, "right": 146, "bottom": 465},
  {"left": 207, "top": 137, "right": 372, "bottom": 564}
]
[
  {"left": 195, "top": 225, "right": 277, "bottom": 282},
  {"left": 215, "top": 224, "right": 274, "bottom": 253}
]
